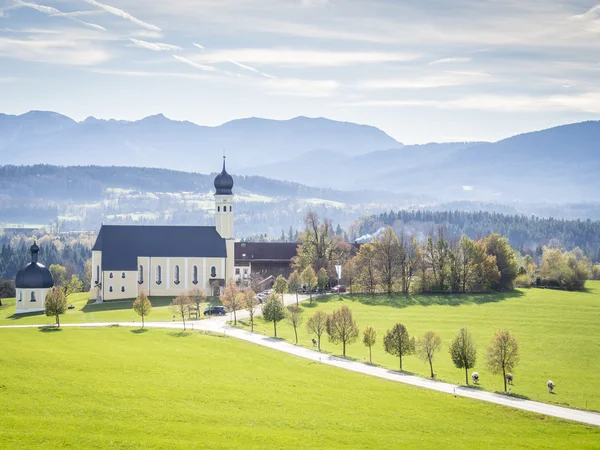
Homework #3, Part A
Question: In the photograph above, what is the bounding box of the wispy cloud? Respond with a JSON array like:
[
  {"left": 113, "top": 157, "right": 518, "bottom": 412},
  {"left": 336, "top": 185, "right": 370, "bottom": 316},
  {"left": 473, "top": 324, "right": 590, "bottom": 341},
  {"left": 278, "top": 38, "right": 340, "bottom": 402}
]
[
  {"left": 90, "top": 68, "right": 208, "bottom": 80},
  {"left": 172, "top": 55, "right": 217, "bottom": 71},
  {"left": 429, "top": 57, "right": 471, "bottom": 65},
  {"left": 193, "top": 43, "right": 204, "bottom": 50},
  {"left": 83, "top": 0, "right": 161, "bottom": 32},
  {"left": 228, "top": 59, "right": 275, "bottom": 78},
  {"left": 129, "top": 38, "right": 181, "bottom": 52},
  {"left": 0, "top": 36, "right": 111, "bottom": 65},
  {"left": 14, "top": 0, "right": 106, "bottom": 31},
  {"left": 571, "top": 4, "right": 600, "bottom": 20},
  {"left": 356, "top": 71, "right": 490, "bottom": 90}
]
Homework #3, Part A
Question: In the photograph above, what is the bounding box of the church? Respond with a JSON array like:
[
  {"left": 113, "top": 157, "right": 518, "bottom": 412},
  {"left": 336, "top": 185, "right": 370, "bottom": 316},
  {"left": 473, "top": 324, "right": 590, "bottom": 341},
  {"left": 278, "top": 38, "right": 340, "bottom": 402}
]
[{"left": 90, "top": 158, "right": 236, "bottom": 301}]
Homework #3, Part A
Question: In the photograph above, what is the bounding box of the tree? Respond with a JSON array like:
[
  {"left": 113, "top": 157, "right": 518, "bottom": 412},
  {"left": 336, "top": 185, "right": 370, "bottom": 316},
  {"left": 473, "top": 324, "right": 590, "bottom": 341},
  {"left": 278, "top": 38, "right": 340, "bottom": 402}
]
[
  {"left": 362, "top": 326, "right": 377, "bottom": 364},
  {"left": 355, "top": 243, "right": 378, "bottom": 294},
  {"left": 65, "top": 274, "right": 83, "bottom": 296},
  {"left": 220, "top": 279, "right": 242, "bottom": 325},
  {"left": 170, "top": 294, "right": 192, "bottom": 331},
  {"left": 449, "top": 327, "right": 477, "bottom": 385},
  {"left": 273, "top": 275, "right": 288, "bottom": 301},
  {"left": 383, "top": 323, "right": 415, "bottom": 371},
  {"left": 485, "top": 329, "right": 520, "bottom": 392},
  {"left": 262, "top": 294, "right": 286, "bottom": 337},
  {"left": 244, "top": 289, "right": 259, "bottom": 332},
  {"left": 306, "top": 310, "right": 327, "bottom": 351},
  {"left": 317, "top": 267, "right": 328, "bottom": 293},
  {"left": 188, "top": 287, "right": 206, "bottom": 318},
  {"left": 44, "top": 286, "right": 67, "bottom": 328},
  {"left": 373, "top": 227, "right": 402, "bottom": 294},
  {"left": 326, "top": 306, "right": 359, "bottom": 357},
  {"left": 417, "top": 331, "right": 442, "bottom": 378},
  {"left": 286, "top": 305, "right": 304, "bottom": 344},
  {"left": 483, "top": 234, "right": 519, "bottom": 290},
  {"left": 83, "top": 259, "right": 92, "bottom": 291},
  {"left": 0, "top": 280, "right": 16, "bottom": 301},
  {"left": 133, "top": 291, "right": 152, "bottom": 328},
  {"left": 343, "top": 258, "right": 356, "bottom": 294},
  {"left": 49, "top": 264, "right": 68, "bottom": 287},
  {"left": 301, "top": 266, "right": 317, "bottom": 304},
  {"left": 287, "top": 271, "right": 302, "bottom": 305}
]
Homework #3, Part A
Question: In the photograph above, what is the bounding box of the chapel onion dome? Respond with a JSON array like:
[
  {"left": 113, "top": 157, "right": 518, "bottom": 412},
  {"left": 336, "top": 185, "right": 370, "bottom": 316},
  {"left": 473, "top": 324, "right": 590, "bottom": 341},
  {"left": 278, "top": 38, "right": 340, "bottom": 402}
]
[
  {"left": 214, "top": 156, "right": 234, "bottom": 195},
  {"left": 15, "top": 242, "right": 54, "bottom": 289}
]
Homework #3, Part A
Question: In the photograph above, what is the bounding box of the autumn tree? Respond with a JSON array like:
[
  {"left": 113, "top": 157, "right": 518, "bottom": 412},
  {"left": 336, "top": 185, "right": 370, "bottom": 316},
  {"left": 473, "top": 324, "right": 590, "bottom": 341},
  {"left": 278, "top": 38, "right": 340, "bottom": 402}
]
[
  {"left": 449, "top": 327, "right": 477, "bottom": 385},
  {"left": 355, "top": 243, "right": 378, "bottom": 294},
  {"left": 133, "top": 291, "right": 152, "bottom": 328},
  {"left": 483, "top": 234, "right": 519, "bottom": 290},
  {"left": 44, "top": 286, "right": 67, "bottom": 328},
  {"left": 399, "top": 235, "right": 419, "bottom": 294},
  {"left": 458, "top": 235, "right": 476, "bottom": 293},
  {"left": 362, "top": 326, "right": 377, "bottom": 364},
  {"left": 485, "top": 329, "right": 520, "bottom": 392},
  {"left": 301, "top": 266, "right": 317, "bottom": 304},
  {"left": 65, "top": 274, "right": 83, "bottom": 296},
  {"left": 49, "top": 264, "right": 68, "bottom": 287},
  {"left": 306, "top": 310, "right": 327, "bottom": 351},
  {"left": 416, "top": 331, "right": 442, "bottom": 378},
  {"left": 286, "top": 305, "right": 304, "bottom": 344},
  {"left": 220, "top": 279, "right": 242, "bottom": 325},
  {"left": 170, "top": 294, "right": 192, "bottom": 331},
  {"left": 188, "top": 287, "right": 206, "bottom": 318},
  {"left": 273, "top": 274, "right": 288, "bottom": 301},
  {"left": 262, "top": 294, "right": 286, "bottom": 337},
  {"left": 373, "top": 227, "right": 402, "bottom": 295},
  {"left": 317, "top": 267, "right": 329, "bottom": 293},
  {"left": 383, "top": 323, "right": 415, "bottom": 371},
  {"left": 343, "top": 258, "right": 356, "bottom": 294},
  {"left": 243, "top": 289, "right": 259, "bottom": 332},
  {"left": 287, "top": 271, "right": 302, "bottom": 305},
  {"left": 326, "top": 306, "right": 359, "bottom": 357}
]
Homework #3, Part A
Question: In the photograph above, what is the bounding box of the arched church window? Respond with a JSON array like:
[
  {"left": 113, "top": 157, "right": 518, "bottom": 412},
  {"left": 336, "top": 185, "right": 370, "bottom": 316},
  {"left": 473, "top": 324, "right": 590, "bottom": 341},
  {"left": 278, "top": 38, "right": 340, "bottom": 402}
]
[
  {"left": 121, "top": 286, "right": 125, "bottom": 292},
  {"left": 192, "top": 266, "right": 198, "bottom": 285},
  {"left": 121, "top": 272, "right": 126, "bottom": 279},
  {"left": 31, "top": 291, "right": 36, "bottom": 302},
  {"left": 139, "top": 265, "right": 144, "bottom": 284},
  {"left": 211, "top": 266, "right": 217, "bottom": 278},
  {"left": 156, "top": 266, "right": 162, "bottom": 285},
  {"left": 109, "top": 286, "right": 113, "bottom": 292},
  {"left": 96, "top": 266, "right": 100, "bottom": 284},
  {"left": 109, "top": 272, "right": 113, "bottom": 279},
  {"left": 217, "top": 206, "right": 220, "bottom": 212},
  {"left": 18, "top": 292, "right": 22, "bottom": 302},
  {"left": 174, "top": 265, "right": 180, "bottom": 285},
  {"left": 229, "top": 206, "right": 232, "bottom": 212}
]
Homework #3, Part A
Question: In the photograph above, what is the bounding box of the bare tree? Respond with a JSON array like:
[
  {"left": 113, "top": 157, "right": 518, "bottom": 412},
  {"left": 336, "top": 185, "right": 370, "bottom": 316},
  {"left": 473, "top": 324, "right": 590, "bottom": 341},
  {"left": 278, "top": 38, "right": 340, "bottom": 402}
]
[
  {"left": 362, "top": 326, "right": 377, "bottom": 364},
  {"left": 244, "top": 289, "right": 259, "bottom": 332},
  {"left": 306, "top": 310, "right": 327, "bottom": 351},
  {"left": 301, "top": 267, "right": 317, "bottom": 304},
  {"left": 326, "top": 306, "right": 359, "bottom": 357},
  {"left": 286, "top": 305, "right": 304, "bottom": 344},
  {"left": 449, "top": 327, "right": 477, "bottom": 385},
  {"left": 485, "top": 329, "right": 520, "bottom": 392},
  {"left": 383, "top": 323, "right": 415, "bottom": 371},
  {"left": 187, "top": 287, "right": 206, "bottom": 319},
  {"left": 133, "top": 290, "right": 152, "bottom": 328},
  {"left": 416, "top": 331, "right": 442, "bottom": 378},
  {"left": 170, "top": 294, "right": 192, "bottom": 331},
  {"left": 220, "top": 279, "right": 243, "bottom": 326},
  {"left": 373, "top": 227, "right": 402, "bottom": 295}
]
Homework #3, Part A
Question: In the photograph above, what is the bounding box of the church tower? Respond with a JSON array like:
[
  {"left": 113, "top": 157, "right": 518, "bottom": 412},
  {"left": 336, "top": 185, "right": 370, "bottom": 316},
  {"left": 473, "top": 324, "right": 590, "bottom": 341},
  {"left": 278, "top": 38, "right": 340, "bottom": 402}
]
[{"left": 214, "top": 156, "right": 235, "bottom": 282}]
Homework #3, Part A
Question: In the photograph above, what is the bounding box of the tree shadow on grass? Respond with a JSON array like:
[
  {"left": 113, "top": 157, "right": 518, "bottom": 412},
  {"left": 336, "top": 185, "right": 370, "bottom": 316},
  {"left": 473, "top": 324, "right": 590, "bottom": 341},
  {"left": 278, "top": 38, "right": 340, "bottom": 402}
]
[
  {"left": 385, "top": 368, "right": 418, "bottom": 377},
  {"left": 493, "top": 391, "right": 531, "bottom": 400},
  {"left": 167, "top": 331, "right": 192, "bottom": 338},
  {"left": 6, "top": 310, "right": 45, "bottom": 320},
  {"left": 39, "top": 326, "right": 61, "bottom": 332},
  {"left": 309, "top": 290, "right": 525, "bottom": 309},
  {"left": 131, "top": 328, "right": 149, "bottom": 334}
]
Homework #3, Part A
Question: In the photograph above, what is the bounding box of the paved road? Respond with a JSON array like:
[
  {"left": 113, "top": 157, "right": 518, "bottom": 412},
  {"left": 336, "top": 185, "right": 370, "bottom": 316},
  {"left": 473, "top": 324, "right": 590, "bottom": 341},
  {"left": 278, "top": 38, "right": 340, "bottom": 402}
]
[{"left": 2, "top": 293, "right": 600, "bottom": 427}]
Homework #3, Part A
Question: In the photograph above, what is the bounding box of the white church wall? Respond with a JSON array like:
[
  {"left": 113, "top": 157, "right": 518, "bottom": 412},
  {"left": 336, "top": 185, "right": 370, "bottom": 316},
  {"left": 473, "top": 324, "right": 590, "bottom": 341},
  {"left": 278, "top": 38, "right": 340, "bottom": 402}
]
[
  {"left": 15, "top": 288, "right": 48, "bottom": 314},
  {"left": 103, "top": 270, "right": 138, "bottom": 301}
]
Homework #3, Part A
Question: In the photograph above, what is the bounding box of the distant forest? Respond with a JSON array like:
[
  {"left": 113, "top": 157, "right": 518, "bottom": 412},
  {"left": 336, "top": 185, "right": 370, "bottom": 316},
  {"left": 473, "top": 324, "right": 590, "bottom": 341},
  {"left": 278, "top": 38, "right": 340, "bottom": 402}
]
[{"left": 352, "top": 210, "right": 600, "bottom": 262}]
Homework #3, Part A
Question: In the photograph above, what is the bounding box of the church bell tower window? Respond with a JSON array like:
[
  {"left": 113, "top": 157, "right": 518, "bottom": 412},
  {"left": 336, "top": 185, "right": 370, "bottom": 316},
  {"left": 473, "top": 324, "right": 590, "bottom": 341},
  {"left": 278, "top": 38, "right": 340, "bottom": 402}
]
[{"left": 156, "top": 266, "right": 162, "bottom": 285}]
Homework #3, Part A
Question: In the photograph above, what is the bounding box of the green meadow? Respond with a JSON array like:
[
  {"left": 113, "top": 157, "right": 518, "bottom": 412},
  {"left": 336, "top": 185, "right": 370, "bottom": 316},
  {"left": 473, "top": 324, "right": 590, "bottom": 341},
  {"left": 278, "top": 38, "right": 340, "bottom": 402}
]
[
  {"left": 0, "top": 293, "right": 221, "bottom": 327},
  {"left": 0, "top": 327, "right": 598, "bottom": 449},
  {"left": 239, "top": 282, "right": 600, "bottom": 411}
]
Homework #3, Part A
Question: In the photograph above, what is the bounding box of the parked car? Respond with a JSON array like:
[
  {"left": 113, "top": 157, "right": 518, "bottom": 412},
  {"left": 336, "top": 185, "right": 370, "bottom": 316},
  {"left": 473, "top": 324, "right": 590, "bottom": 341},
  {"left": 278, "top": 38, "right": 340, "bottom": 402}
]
[
  {"left": 331, "top": 285, "right": 346, "bottom": 293},
  {"left": 203, "top": 306, "right": 227, "bottom": 316}
]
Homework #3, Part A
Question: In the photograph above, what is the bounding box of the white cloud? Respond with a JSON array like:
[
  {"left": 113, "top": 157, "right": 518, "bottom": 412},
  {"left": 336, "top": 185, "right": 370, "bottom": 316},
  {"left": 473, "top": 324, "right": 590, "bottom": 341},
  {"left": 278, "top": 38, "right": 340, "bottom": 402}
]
[
  {"left": 129, "top": 38, "right": 181, "bottom": 52},
  {"left": 356, "top": 71, "right": 490, "bottom": 90},
  {"left": 571, "top": 4, "right": 600, "bottom": 20},
  {"left": 14, "top": 0, "right": 106, "bottom": 31},
  {"left": 90, "top": 68, "right": 209, "bottom": 80},
  {"left": 0, "top": 36, "right": 111, "bottom": 65},
  {"left": 228, "top": 59, "right": 275, "bottom": 78},
  {"left": 192, "top": 48, "right": 420, "bottom": 67},
  {"left": 429, "top": 57, "right": 471, "bottom": 65},
  {"left": 260, "top": 77, "right": 339, "bottom": 97},
  {"left": 83, "top": 0, "right": 161, "bottom": 31},
  {"left": 193, "top": 43, "right": 205, "bottom": 50},
  {"left": 172, "top": 55, "right": 217, "bottom": 71}
]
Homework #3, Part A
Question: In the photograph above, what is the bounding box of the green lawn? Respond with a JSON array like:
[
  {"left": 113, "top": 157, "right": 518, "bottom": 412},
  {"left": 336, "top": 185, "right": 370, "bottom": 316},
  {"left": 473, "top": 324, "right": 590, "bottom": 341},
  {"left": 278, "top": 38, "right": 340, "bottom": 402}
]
[
  {"left": 0, "top": 327, "right": 598, "bottom": 449},
  {"left": 238, "top": 282, "right": 600, "bottom": 411},
  {"left": 0, "top": 294, "right": 221, "bottom": 326}
]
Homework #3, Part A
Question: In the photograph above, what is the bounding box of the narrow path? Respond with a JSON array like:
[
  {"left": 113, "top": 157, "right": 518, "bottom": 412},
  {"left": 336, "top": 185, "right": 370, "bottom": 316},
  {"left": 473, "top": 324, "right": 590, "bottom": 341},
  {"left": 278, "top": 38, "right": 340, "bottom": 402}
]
[{"left": 2, "top": 294, "right": 600, "bottom": 427}]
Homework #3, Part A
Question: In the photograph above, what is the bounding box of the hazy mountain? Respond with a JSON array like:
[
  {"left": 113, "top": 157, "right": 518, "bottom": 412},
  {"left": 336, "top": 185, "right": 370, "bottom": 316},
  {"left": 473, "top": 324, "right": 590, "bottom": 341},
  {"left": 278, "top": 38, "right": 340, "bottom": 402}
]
[{"left": 0, "top": 111, "right": 402, "bottom": 171}]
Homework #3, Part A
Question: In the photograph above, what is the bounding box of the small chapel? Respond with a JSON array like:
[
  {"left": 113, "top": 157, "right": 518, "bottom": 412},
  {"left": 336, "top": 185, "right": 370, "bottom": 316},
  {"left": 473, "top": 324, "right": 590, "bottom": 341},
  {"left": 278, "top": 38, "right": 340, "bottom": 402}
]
[{"left": 89, "top": 158, "right": 236, "bottom": 301}]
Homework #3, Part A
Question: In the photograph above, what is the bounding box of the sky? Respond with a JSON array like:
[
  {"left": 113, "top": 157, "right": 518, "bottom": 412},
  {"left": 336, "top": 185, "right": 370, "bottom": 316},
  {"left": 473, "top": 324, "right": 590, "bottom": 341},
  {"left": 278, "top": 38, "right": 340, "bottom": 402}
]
[{"left": 1, "top": 0, "right": 600, "bottom": 143}]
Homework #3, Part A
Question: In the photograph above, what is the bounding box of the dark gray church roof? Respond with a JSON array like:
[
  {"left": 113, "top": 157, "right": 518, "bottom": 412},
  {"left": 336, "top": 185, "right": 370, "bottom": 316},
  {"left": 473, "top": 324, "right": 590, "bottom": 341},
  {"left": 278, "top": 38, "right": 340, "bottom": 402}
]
[
  {"left": 235, "top": 242, "right": 299, "bottom": 262},
  {"left": 93, "top": 225, "right": 227, "bottom": 270},
  {"left": 15, "top": 243, "right": 54, "bottom": 289}
]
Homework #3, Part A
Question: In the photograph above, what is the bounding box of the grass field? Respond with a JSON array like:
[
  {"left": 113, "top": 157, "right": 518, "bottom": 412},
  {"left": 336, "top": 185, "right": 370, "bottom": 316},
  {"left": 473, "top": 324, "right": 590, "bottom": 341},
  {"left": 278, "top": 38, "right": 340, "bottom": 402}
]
[
  {"left": 0, "top": 294, "right": 220, "bottom": 327},
  {"left": 0, "top": 327, "right": 598, "bottom": 449},
  {"left": 237, "top": 282, "right": 600, "bottom": 411}
]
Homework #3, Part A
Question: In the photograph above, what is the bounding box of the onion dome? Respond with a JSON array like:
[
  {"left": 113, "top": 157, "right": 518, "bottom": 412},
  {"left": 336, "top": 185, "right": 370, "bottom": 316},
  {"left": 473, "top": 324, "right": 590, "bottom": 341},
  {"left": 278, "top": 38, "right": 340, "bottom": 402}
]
[
  {"left": 214, "top": 156, "right": 234, "bottom": 195},
  {"left": 15, "top": 242, "right": 54, "bottom": 289}
]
